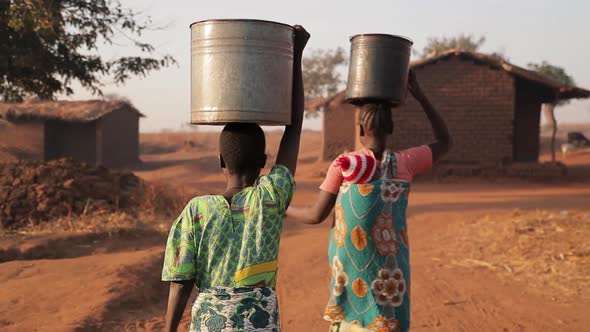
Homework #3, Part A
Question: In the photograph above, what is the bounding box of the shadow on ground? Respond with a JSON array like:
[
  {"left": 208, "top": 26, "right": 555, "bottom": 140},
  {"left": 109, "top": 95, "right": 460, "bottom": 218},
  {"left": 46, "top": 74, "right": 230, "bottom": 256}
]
[{"left": 0, "top": 228, "right": 167, "bottom": 263}]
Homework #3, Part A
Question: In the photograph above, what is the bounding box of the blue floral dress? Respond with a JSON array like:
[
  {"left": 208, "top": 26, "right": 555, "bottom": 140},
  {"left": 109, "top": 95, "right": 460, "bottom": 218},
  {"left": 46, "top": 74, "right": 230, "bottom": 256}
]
[{"left": 324, "top": 151, "right": 411, "bottom": 332}]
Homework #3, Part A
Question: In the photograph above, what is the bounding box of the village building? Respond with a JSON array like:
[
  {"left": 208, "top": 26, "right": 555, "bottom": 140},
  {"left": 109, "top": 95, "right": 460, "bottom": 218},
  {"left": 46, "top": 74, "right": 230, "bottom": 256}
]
[
  {"left": 0, "top": 100, "right": 143, "bottom": 168},
  {"left": 311, "top": 50, "right": 590, "bottom": 164}
]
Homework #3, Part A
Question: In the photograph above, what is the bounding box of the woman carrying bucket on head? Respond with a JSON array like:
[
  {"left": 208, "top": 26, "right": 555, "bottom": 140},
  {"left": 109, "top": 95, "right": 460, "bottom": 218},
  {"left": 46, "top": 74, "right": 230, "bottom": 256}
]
[{"left": 287, "top": 33, "right": 453, "bottom": 332}]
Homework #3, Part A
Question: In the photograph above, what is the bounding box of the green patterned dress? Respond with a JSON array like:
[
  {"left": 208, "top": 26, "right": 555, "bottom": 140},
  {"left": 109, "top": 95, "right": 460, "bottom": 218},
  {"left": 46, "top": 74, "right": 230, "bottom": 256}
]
[{"left": 162, "top": 165, "right": 294, "bottom": 332}]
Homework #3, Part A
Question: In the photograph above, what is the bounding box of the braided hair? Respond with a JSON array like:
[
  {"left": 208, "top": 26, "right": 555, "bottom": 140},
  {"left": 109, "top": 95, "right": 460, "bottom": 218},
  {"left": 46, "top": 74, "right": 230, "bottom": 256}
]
[{"left": 358, "top": 103, "right": 393, "bottom": 139}]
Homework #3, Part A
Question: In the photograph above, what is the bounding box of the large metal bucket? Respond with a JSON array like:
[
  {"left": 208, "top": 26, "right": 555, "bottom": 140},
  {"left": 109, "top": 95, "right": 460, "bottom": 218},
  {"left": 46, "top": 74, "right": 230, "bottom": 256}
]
[
  {"left": 190, "top": 19, "right": 294, "bottom": 125},
  {"left": 345, "top": 34, "right": 413, "bottom": 105}
]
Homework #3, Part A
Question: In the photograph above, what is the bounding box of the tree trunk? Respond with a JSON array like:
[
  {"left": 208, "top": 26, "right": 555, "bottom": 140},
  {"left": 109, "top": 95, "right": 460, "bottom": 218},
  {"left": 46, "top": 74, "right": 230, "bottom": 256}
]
[{"left": 542, "top": 103, "right": 557, "bottom": 162}]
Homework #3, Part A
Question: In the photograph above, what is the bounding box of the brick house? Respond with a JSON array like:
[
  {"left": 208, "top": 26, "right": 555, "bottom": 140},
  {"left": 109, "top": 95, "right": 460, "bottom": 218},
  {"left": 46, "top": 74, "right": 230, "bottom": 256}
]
[
  {"left": 311, "top": 50, "right": 590, "bottom": 163},
  {"left": 0, "top": 100, "right": 143, "bottom": 167}
]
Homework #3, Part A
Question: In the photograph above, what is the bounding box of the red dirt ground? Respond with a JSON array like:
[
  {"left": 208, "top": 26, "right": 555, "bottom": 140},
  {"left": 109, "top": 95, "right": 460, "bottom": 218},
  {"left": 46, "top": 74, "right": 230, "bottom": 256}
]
[{"left": 1, "top": 130, "right": 589, "bottom": 332}]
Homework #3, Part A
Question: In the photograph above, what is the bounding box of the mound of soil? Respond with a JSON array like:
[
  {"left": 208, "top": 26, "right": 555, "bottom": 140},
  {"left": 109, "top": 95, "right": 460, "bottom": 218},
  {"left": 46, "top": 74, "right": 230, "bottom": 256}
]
[{"left": 0, "top": 158, "right": 142, "bottom": 229}]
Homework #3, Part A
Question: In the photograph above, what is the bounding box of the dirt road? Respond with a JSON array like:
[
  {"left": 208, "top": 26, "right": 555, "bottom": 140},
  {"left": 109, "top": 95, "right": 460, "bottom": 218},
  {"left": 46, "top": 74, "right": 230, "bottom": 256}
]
[{"left": 1, "top": 131, "right": 589, "bottom": 331}]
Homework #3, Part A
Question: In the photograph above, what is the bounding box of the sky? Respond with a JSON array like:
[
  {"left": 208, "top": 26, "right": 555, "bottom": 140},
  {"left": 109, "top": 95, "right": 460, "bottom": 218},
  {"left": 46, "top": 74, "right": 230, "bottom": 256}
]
[{"left": 66, "top": 0, "right": 590, "bottom": 132}]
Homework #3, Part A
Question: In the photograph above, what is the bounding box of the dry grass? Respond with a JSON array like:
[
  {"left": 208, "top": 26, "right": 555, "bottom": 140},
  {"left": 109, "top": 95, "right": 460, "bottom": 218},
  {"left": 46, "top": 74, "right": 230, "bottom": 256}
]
[
  {"left": 139, "top": 180, "right": 194, "bottom": 217},
  {"left": 0, "top": 180, "right": 190, "bottom": 236},
  {"left": 0, "top": 190, "right": 186, "bottom": 237},
  {"left": 45, "top": 181, "right": 190, "bottom": 234},
  {"left": 447, "top": 210, "right": 590, "bottom": 302}
]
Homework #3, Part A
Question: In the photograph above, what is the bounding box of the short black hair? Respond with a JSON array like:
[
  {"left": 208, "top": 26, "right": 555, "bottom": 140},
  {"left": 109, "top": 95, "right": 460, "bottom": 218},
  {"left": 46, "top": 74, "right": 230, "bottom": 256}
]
[
  {"left": 359, "top": 103, "right": 393, "bottom": 138},
  {"left": 220, "top": 123, "right": 266, "bottom": 174}
]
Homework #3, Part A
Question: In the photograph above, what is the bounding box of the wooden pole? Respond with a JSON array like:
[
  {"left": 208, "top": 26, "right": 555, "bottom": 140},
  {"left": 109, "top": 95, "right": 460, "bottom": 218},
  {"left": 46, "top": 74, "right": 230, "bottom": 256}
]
[{"left": 542, "top": 103, "right": 557, "bottom": 162}]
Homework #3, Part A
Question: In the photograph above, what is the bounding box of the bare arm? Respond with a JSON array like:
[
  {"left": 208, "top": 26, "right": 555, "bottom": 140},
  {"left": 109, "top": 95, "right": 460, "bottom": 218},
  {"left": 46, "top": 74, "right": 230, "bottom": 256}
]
[
  {"left": 165, "top": 280, "right": 194, "bottom": 332},
  {"left": 408, "top": 70, "right": 453, "bottom": 163},
  {"left": 287, "top": 190, "right": 337, "bottom": 224},
  {"left": 275, "top": 25, "right": 310, "bottom": 175}
]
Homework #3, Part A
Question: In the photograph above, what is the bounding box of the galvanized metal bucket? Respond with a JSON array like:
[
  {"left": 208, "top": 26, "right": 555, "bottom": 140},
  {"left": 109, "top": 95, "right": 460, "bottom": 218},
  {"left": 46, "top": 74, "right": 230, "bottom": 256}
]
[
  {"left": 345, "top": 34, "right": 413, "bottom": 106},
  {"left": 190, "top": 19, "right": 294, "bottom": 125}
]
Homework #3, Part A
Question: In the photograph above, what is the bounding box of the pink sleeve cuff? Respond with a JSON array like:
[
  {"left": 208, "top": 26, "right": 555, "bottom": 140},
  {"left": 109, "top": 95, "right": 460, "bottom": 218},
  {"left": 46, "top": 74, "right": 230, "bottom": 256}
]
[{"left": 319, "top": 157, "right": 344, "bottom": 194}]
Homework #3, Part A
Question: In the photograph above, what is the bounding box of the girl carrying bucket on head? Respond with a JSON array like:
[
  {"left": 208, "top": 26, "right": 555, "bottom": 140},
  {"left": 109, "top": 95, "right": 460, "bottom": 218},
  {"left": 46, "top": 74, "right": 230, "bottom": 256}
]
[
  {"left": 287, "top": 70, "right": 452, "bottom": 332},
  {"left": 162, "top": 25, "right": 310, "bottom": 332}
]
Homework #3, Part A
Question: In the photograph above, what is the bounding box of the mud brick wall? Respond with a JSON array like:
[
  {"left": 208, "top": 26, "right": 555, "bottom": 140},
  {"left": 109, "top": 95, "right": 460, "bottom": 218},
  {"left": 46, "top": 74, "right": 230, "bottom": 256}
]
[
  {"left": 323, "top": 57, "right": 527, "bottom": 164},
  {"left": 0, "top": 120, "right": 45, "bottom": 160},
  {"left": 97, "top": 108, "right": 141, "bottom": 168},
  {"left": 383, "top": 57, "right": 516, "bottom": 163},
  {"left": 44, "top": 108, "right": 140, "bottom": 168},
  {"left": 321, "top": 101, "right": 356, "bottom": 161},
  {"left": 45, "top": 120, "right": 97, "bottom": 165}
]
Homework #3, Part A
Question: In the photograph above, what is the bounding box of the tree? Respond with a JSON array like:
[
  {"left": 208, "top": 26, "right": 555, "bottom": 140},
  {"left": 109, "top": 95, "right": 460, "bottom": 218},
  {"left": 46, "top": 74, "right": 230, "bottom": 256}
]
[
  {"left": 103, "top": 93, "right": 131, "bottom": 103},
  {"left": 0, "top": 0, "right": 175, "bottom": 102},
  {"left": 527, "top": 61, "right": 574, "bottom": 94},
  {"left": 527, "top": 61, "right": 575, "bottom": 161},
  {"left": 415, "top": 34, "right": 486, "bottom": 58},
  {"left": 302, "top": 47, "right": 347, "bottom": 117}
]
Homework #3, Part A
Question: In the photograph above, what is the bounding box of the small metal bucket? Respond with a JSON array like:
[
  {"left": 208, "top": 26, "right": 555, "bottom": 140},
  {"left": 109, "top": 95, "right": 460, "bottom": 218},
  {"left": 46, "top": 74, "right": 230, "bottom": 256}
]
[
  {"left": 190, "top": 19, "right": 294, "bottom": 125},
  {"left": 345, "top": 34, "right": 413, "bottom": 106}
]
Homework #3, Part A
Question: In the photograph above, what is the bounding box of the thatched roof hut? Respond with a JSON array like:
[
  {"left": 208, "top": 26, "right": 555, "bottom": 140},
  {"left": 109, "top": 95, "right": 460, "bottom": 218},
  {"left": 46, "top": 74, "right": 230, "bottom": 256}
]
[
  {"left": 0, "top": 100, "right": 143, "bottom": 167},
  {"left": 0, "top": 100, "right": 144, "bottom": 122}
]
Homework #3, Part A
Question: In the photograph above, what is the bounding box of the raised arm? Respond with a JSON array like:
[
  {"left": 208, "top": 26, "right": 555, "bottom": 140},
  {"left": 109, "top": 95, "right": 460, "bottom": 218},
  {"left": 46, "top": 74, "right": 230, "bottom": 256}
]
[
  {"left": 275, "top": 25, "right": 310, "bottom": 175},
  {"left": 407, "top": 70, "right": 453, "bottom": 163}
]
